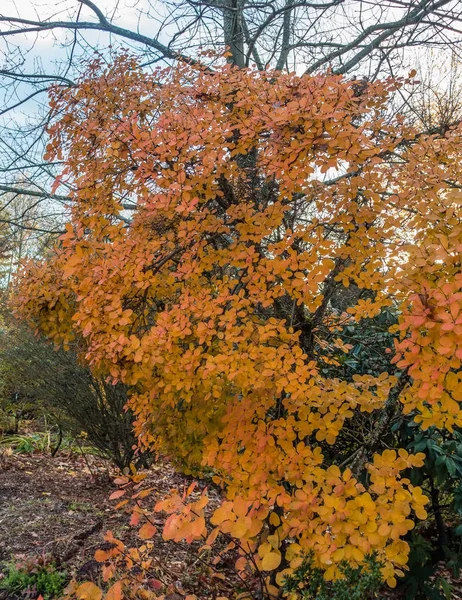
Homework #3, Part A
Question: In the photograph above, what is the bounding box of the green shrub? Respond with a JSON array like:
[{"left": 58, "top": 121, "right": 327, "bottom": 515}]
[
  {"left": 0, "top": 316, "right": 146, "bottom": 470},
  {"left": 0, "top": 558, "right": 67, "bottom": 599},
  {"left": 282, "top": 553, "right": 383, "bottom": 600}
]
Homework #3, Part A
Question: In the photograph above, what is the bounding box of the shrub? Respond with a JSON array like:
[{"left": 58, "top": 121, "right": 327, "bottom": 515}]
[
  {"left": 0, "top": 316, "right": 144, "bottom": 470},
  {"left": 16, "top": 55, "right": 462, "bottom": 594},
  {"left": 282, "top": 554, "right": 384, "bottom": 600},
  {"left": 0, "top": 557, "right": 68, "bottom": 600}
]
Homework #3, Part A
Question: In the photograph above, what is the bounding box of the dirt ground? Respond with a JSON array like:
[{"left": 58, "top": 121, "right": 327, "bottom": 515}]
[
  {"left": 0, "top": 454, "right": 114, "bottom": 566},
  {"left": 0, "top": 451, "right": 243, "bottom": 599}
]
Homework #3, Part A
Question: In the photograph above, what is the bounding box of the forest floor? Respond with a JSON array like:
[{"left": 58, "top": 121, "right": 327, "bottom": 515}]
[
  {"left": 1, "top": 448, "right": 462, "bottom": 599},
  {"left": 0, "top": 450, "right": 243, "bottom": 599}
]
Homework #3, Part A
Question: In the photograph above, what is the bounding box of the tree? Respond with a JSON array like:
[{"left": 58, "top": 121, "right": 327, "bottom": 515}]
[
  {"left": 0, "top": 220, "right": 10, "bottom": 267},
  {"left": 405, "top": 48, "right": 462, "bottom": 133},
  {"left": 15, "top": 55, "right": 462, "bottom": 594},
  {"left": 2, "top": 0, "right": 461, "bottom": 75},
  {"left": 0, "top": 187, "right": 62, "bottom": 289}
]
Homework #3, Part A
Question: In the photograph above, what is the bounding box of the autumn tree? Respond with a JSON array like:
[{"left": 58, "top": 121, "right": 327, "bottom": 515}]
[{"left": 16, "top": 55, "right": 462, "bottom": 595}]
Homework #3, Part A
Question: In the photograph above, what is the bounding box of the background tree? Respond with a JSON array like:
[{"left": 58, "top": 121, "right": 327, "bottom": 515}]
[{"left": 0, "top": 187, "right": 62, "bottom": 289}]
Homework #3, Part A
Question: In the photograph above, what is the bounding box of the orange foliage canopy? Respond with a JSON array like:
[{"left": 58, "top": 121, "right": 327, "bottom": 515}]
[{"left": 16, "top": 55, "right": 462, "bottom": 590}]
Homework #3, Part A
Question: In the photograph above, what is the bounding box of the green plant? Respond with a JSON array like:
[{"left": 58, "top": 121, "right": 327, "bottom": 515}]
[
  {"left": 0, "top": 316, "right": 146, "bottom": 469},
  {"left": 282, "top": 553, "right": 383, "bottom": 600},
  {"left": 0, "top": 432, "right": 48, "bottom": 454},
  {"left": 0, "top": 557, "right": 68, "bottom": 599},
  {"left": 67, "top": 501, "right": 93, "bottom": 512},
  {"left": 1, "top": 432, "right": 58, "bottom": 454},
  {"left": 0, "top": 431, "right": 105, "bottom": 460},
  {"left": 398, "top": 533, "right": 454, "bottom": 600}
]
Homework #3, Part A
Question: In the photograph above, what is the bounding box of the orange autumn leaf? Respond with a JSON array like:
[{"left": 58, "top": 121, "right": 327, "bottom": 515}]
[
  {"left": 261, "top": 552, "right": 282, "bottom": 571},
  {"left": 139, "top": 522, "right": 157, "bottom": 540},
  {"left": 109, "top": 490, "right": 126, "bottom": 501},
  {"left": 105, "top": 581, "right": 123, "bottom": 600},
  {"left": 75, "top": 582, "right": 103, "bottom": 600}
]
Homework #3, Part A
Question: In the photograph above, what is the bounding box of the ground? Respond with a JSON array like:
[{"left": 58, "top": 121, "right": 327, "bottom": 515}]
[
  {"left": 0, "top": 450, "right": 242, "bottom": 599},
  {"left": 0, "top": 453, "right": 112, "bottom": 569}
]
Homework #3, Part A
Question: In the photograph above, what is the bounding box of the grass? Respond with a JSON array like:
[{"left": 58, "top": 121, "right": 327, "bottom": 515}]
[
  {"left": 67, "top": 501, "right": 94, "bottom": 512},
  {"left": 0, "top": 431, "right": 102, "bottom": 457}
]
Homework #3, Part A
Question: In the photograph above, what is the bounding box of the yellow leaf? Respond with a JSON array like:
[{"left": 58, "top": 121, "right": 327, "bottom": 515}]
[
  {"left": 269, "top": 512, "right": 280, "bottom": 527},
  {"left": 386, "top": 576, "right": 397, "bottom": 588},
  {"left": 261, "top": 551, "right": 281, "bottom": 571},
  {"left": 76, "top": 582, "right": 103, "bottom": 600},
  {"left": 285, "top": 543, "right": 301, "bottom": 562}
]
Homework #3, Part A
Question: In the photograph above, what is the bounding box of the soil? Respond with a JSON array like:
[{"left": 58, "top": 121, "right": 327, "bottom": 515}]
[
  {"left": 0, "top": 453, "right": 121, "bottom": 568},
  {"left": 0, "top": 451, "right": 243, "bottom": 599}
]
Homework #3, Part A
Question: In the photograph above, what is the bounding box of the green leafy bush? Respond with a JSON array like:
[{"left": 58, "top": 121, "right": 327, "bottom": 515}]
[
  {"left": 397, "top": 533, "right": 455, "bottom": 600},
  {"left": 282, "top": 553, "right": 383, "bottom": 600},
  {"left": 0, "top": 316, "right": 146, "bottom": 469},
  {"left": 0, "top": 558, "right": 67, "bottom": 599}
]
